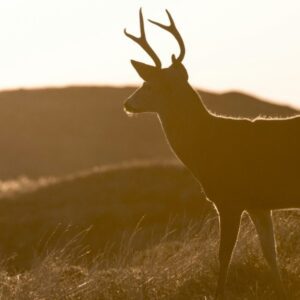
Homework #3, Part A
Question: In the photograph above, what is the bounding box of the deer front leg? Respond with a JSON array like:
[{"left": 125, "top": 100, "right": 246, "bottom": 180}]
[
  {"left": 215, "top": 208, "right": 242, "bottom": 300},
  {"left": 247, "top": 209, "right": 287, "bottom": 300}
]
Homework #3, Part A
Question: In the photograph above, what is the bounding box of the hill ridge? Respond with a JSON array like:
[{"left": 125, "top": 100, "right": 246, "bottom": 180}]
[{"left": 0, "top": 86, "right": 297, "bottom": 179}]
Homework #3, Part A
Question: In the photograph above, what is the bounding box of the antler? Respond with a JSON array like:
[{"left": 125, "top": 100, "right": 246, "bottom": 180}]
[
  {"left": 124, "top": 8, "right": 162, "bottom": 68},
  {"left": 149, "top": 10, "right": 185, "bottom": 64}
]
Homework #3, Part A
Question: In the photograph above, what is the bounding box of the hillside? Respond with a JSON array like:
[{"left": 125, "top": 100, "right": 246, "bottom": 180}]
[
  {"left": 0, "top": 85, "right": 299, "bottom": 297},
  {"left": 0, "top": 161, "right": 206, "bottom": 269},
  {"left": 0, "top": 86, "right": 297, "bottom": 179},
  {"left": 0, "top": 162, "right": 299, "bottom": 298}
]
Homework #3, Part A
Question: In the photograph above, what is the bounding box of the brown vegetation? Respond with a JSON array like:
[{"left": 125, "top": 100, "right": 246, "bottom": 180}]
[{"left": 0, "top": 162, "right": 299, "bottom": 299}]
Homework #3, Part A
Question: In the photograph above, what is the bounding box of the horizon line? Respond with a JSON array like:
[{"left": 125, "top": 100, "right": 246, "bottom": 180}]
[{"left": 0, "top": 83, "right": 297, "bottom": 110}]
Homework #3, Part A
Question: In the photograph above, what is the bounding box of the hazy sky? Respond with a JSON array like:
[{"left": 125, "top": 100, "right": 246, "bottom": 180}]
[{"left": 0, "top": 1, "right": 299, "bottom": 107}]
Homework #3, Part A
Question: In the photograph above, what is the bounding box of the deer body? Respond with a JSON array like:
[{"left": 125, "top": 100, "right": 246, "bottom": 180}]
[
  {"left": 159, "top": 88, "right": 300, "bottom": 210},
  {"left": 124, "top": 9, "right": 294, "bottom": 299}
]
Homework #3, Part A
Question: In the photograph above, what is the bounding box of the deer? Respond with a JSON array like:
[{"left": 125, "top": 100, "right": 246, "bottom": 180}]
[{"left": 123, "top": 9, "right": 298, "bottom": 299}]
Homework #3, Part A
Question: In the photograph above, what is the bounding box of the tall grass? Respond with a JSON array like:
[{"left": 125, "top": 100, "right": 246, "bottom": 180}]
[{"left": 0, "top": 210, "right": 300, "bottom": 300}]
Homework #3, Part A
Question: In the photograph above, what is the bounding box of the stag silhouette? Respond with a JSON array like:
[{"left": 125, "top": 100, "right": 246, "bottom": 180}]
[{"left": 124, "top": 9, "right": 297, "bottom": 299}]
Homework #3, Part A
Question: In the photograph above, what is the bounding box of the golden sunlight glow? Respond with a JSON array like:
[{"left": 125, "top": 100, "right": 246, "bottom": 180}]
[{"left": 0, "top": 0, "right": 299, "bottom": 107}]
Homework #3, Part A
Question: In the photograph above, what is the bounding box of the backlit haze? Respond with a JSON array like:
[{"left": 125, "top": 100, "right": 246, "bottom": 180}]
[{"left": 0, "top": 0, "right": 299, "bottom": 108}]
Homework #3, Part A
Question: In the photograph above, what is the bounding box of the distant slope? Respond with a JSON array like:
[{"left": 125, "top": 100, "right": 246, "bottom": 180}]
[
  {"left": 0, "top": 161, "right": 206, "bottom": 269},
  {"left": 200, "top": 90, "right": 297, "bottom": 118},
  {"left": 0, "top": 86, "right": 297, "bottom": 179}
]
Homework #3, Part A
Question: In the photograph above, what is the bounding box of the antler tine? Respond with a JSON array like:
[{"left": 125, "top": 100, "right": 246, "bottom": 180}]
[
  {"left": 148, "top": 9, "right": 185, "bottom": 63},
  {"left": 124, "top": 8, "right": 162, "bottom": 68}
]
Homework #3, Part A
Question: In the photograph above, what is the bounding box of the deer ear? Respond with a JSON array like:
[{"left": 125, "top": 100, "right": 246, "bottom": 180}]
[
  {"left": 171, "top": 59, "right": 189, "bottom": 81},
  {"left": 177, "top": 63, "right": 189, "bottom": 81},
  {"left": 131, "top": 60, "right": 157, "bottom": 81}
]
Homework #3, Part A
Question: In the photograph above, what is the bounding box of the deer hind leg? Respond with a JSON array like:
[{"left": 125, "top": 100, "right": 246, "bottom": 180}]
[
  {"left": 248, "top": 209, "right": 287, "bottom": 300},
  {"left": 215, "top": 209, "right": 242, "bottom": 300}
]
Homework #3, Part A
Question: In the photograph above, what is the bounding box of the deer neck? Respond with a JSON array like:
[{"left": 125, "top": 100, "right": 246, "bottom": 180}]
[{"left": 158, "top": 84, "right": 213, "bottom": 175}]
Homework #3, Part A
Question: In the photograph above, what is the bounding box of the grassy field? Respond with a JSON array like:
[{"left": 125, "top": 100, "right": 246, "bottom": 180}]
[
  {"left": 0, "top": 161, "right": 205, "bottom": 269},
  {"left": 0, "top": 162, "right": 299, "bottom": 299},
  {"left": 0, "top": 87, "right": 299, "bottom": 298}
]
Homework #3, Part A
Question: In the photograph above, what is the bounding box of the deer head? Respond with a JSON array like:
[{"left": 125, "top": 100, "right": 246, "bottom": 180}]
[{"left": 124, "top": 9, "right": 188, "bottom": 115}]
